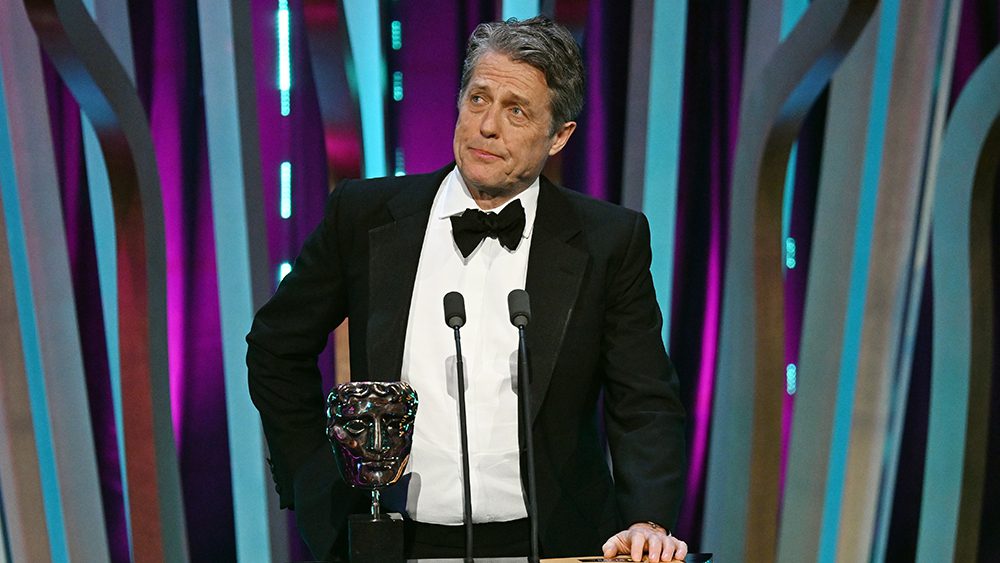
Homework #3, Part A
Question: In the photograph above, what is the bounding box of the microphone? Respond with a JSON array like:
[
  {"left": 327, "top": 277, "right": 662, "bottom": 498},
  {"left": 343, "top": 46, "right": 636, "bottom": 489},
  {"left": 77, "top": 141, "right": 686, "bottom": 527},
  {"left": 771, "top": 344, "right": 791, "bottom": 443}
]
[
  {"left": 444, "top": 291, "right": 466, "bottom": 328},
  {"left": 507, "top": 289, "right": 531, "bottom": 328},
  {"left": 508, "top": 289, "right": 539, "bottom": 563},
  {"left": 443, "top": 291, "right": 474, "bottom": 562}
]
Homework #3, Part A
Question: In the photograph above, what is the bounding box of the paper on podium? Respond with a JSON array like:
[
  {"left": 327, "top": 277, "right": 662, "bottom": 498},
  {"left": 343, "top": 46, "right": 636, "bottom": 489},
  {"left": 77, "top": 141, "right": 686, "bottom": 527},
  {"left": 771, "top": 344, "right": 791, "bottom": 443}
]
[
  {"left": 544, "top": 555, "right": 711, "bottom": 562},
  {"left": 545, "top": 558, "right": 681, "bottom": 562}
]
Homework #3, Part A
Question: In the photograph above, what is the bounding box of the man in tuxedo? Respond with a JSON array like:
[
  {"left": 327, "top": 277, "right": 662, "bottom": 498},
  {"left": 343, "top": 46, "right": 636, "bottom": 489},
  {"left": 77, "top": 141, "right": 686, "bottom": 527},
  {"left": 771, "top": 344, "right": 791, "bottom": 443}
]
[{"left": 247, "top": 16, "right": 688, "bottom": 562}]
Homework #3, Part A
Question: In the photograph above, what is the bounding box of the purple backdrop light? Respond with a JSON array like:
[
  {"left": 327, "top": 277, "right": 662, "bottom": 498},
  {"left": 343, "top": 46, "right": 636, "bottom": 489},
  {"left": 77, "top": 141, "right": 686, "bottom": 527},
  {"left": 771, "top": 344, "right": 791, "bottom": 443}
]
[
  {"left": 397, "top": 0, "right": 462, "bottom": 173},
  {"left": 672, "top": 0, "right": 746, "bottom": 542},
  {"left": 252, "top": 0, "right": 340, "bottom": 557},
  {"left": 147, "top": 0, "right": 189, "bottom": 440},
  {"left": 582, "top": 0, "right": 607, "bottom": 200},
  {"left": 682, "top": 213, "right": 723, "bottom": 535},
  {"left": 251, "top": 0, "right": 285, "bottom": 280},
  {"left": 136, "top": 0, "right": 237, "bottom": 558}
]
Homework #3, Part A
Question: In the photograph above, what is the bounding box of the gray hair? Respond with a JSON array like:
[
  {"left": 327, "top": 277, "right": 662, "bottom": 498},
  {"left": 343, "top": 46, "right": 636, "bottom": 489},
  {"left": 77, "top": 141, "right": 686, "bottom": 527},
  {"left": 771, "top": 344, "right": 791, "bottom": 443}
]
[{"left": 459, "top": 16, "right": 585, "bottom": 133}]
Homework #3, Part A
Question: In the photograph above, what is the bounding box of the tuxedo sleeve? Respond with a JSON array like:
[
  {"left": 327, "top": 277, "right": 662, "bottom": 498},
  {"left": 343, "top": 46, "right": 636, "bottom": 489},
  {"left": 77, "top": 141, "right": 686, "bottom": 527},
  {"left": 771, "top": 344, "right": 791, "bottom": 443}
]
[{"left": 601, "top": 211, "right": 687, "bottom": 530}]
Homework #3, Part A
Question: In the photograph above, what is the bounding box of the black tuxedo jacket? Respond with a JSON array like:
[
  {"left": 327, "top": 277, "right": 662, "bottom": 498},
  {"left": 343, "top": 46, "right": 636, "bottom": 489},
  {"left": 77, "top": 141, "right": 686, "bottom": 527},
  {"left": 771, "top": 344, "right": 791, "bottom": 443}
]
[{"left": 247, "top": 165, "right": 686, "bottom": 559}]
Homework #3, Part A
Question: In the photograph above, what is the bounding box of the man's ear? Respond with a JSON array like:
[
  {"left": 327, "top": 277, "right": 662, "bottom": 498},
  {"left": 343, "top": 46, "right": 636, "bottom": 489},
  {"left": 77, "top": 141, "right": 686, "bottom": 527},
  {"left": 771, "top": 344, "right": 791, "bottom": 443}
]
[{"left": 547, "top": 121, "right": 577, "bottom": 156}]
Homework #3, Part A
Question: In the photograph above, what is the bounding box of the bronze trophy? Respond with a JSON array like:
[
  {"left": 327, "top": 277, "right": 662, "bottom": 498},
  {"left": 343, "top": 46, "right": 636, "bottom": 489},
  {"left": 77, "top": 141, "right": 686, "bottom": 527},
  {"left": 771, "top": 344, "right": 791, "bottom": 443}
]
[{"left": 327, "top": 381, "right": 418, "bottom": 562}]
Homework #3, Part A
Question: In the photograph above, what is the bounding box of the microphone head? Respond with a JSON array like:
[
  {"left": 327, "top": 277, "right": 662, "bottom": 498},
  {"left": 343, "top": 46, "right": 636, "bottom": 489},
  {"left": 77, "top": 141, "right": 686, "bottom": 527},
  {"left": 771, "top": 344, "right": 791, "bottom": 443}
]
[
  {"left": 443, "top": 291, "right": 466, "bottom": 328},
  {"left": 507, "top": 289, "right": 531, "bottom": 328}
]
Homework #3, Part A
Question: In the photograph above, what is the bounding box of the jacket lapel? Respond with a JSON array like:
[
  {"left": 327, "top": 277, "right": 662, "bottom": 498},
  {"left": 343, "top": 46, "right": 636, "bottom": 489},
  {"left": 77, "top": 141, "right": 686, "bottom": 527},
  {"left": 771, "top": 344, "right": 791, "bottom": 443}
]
[
  {"left": 525, "top": 178, "right": 588, "bottom": 421},
  {"left": 366, "top": 167, "right": 450, "bottom": 382}
]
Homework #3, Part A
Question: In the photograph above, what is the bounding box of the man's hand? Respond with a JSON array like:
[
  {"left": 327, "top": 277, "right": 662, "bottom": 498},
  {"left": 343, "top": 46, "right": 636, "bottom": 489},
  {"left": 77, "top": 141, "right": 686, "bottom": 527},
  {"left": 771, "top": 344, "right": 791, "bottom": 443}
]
[{"left": 602, "top": 522, "right": 688, "bottom": 562}]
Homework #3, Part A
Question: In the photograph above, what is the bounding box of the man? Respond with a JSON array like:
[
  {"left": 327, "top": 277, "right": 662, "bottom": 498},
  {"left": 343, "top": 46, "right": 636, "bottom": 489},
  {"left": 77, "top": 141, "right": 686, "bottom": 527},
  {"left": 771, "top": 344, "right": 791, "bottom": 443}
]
[{"left": 247, "top": 16, "right": 688, "bottom": 562}]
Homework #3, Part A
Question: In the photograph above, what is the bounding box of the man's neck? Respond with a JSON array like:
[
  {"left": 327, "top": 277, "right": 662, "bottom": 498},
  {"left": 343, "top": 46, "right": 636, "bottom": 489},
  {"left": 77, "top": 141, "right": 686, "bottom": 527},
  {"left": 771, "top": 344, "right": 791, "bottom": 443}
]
[{"left": 469, "top": 187, "right": 522, "bottom": 210}]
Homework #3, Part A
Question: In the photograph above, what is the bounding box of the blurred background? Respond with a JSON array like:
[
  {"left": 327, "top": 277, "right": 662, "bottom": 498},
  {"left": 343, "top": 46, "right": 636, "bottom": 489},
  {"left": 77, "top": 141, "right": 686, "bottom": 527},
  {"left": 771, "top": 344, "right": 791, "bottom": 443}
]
[{"left": 0, "top": 0, "right": 998, "bottom": 561}]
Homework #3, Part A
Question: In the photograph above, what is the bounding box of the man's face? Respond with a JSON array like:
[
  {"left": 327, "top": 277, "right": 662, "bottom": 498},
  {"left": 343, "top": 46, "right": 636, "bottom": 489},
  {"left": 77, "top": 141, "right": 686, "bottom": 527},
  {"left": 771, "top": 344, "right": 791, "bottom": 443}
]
[
  {"left": 327, "top": 383, "right": 417, "bottom": 489},
  {"left": 453, "top": 51, "right": 576, "bottom": 202}
]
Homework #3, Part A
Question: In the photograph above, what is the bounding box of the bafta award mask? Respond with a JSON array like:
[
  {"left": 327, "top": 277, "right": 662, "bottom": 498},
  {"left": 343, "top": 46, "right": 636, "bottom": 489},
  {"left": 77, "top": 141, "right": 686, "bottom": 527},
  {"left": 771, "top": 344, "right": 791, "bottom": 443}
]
[{"left": 326, "top": 381, "right": 418, "bottom": 489}]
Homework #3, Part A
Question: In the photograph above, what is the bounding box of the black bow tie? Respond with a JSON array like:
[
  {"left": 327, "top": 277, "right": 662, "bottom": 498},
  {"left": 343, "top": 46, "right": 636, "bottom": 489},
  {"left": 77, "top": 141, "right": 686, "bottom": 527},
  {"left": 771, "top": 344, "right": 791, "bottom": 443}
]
[{"left": 450, "top": 199, "right": 526, "bottom": 258}]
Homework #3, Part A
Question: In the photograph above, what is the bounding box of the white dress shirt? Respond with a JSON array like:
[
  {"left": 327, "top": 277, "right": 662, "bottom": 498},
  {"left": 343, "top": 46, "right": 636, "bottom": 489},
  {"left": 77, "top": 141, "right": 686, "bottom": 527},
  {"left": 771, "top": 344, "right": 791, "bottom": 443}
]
[{"left": 388, "top": 167, "right": 538, "bottom": 524}]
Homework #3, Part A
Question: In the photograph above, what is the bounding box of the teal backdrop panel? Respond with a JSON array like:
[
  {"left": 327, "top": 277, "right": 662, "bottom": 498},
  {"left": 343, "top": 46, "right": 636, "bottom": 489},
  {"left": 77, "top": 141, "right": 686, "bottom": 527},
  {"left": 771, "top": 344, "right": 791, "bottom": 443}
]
[
  {"left": 502, "top": 0, "right": 541, "bottom": 20},
  {"left": 640, "top": 0, "right": 687, "bottom": 343},
  {"left": 343, "top": 0, "right": 388, "bottom": 178}
]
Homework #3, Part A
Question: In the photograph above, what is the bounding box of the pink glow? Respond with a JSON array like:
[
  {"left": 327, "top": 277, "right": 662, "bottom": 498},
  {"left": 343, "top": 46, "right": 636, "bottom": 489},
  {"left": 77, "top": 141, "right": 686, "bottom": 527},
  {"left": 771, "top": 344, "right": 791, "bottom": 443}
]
[
  {"left": 680, "top": 187, "right": 722, "bottom": 529},
  {"left": 324, "top": 132, "right": 361, "bottom": 174},
  {"left": 302, "top": 1, "right": 339, "bottom": 24},
  {"left": 779, "top": 385, "right": 795, "bottom": 502},
  {"left": 584, "top": 0, "right": 607, "bottom": 200},
  {"left": 149, "top": 3, "right": 187, "bottom": 446}
]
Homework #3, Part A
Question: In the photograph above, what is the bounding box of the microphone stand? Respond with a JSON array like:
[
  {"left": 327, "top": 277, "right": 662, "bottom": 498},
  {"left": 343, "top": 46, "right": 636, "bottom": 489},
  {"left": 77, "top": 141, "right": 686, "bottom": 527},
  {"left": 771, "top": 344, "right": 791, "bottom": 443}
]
[
  {"left": 515, "top": 325, "right": 540, "bottom": 563},
  {"left": 452, "top": 325, "right": 474, "bottom": 563}
]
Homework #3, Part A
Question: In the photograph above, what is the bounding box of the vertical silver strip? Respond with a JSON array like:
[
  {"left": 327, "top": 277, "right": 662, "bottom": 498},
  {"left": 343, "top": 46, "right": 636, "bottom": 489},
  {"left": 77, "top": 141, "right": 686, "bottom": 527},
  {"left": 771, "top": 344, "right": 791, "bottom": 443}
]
[{"left": 196, "top": 1, "right": 287, "bottom": 561}]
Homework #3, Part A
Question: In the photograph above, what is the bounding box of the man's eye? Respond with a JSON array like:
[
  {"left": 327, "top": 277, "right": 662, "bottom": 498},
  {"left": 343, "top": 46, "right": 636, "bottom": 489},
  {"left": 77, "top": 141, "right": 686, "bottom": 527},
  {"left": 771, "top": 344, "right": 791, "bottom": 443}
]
[
  {"left": 511, "top": 106, "right": 524, "bottom": 116},
  {"left": 470, "top": 94, "right": 484, "bottom": 104}
]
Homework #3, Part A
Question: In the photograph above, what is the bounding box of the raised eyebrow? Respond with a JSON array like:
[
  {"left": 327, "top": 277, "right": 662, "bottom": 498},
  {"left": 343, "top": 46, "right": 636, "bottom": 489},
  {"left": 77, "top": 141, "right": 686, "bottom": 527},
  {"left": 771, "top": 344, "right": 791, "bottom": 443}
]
[
  {"left": 504, "top": 93, "right": 533, "bottom": 108},
  {"left": 465, "top": 81, "right": 491, "bottom": 95}
]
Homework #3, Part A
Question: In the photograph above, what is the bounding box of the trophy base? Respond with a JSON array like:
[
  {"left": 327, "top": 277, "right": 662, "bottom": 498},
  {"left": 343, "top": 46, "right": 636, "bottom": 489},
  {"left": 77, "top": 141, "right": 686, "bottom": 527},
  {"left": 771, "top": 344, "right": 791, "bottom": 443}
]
[{"left": 348, "top": 512, "right": 404, "bottom": 563}]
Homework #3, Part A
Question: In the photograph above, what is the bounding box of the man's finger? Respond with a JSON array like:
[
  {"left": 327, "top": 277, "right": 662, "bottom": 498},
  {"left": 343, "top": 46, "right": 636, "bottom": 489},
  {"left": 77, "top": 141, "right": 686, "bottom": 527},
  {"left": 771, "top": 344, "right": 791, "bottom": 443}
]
[
  {"left": 646, "top": 534, "right": 663, "bottom": 563},
  {"left": 674, "top": 539, "right": 688, "bottom": 560},
  {"left": 629, "top": 530, "right": 646, "bottom": 562},
  {"left": 660, "top": 538, "right": 675, "bottom": 562},
  {"left": 602, "top": 537, "right": 619, "bottom": 558}
]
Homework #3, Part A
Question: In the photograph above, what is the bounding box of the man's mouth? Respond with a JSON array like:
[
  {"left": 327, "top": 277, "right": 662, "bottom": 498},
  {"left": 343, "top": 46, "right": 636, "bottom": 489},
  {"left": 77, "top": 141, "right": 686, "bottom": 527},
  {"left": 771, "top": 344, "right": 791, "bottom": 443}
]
[{"left": 470, "top": 147, "right": 501, "bottom": 160}]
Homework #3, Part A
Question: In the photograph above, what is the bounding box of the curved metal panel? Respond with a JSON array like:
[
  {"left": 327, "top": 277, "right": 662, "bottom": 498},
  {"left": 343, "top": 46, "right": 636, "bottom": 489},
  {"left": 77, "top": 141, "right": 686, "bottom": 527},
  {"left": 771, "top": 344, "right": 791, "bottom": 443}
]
[
  {"left": 80, "top": 0, "right": 138, "bottom": 551},
  {"left": 22, "top": 0, "right": 187, "bottom": 560},
  {"left": 919, "top": 44, "right": 1000, "bottom": 563},
  {"left": 703, "top": 0, "right": 877, "bottom": 560}
]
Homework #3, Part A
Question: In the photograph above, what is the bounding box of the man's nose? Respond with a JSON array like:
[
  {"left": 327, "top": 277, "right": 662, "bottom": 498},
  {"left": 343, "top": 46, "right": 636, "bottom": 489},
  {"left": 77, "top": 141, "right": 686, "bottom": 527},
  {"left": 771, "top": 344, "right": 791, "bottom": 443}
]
[{"left": 479, "top": 105, "right": 500, "bottom": 138}]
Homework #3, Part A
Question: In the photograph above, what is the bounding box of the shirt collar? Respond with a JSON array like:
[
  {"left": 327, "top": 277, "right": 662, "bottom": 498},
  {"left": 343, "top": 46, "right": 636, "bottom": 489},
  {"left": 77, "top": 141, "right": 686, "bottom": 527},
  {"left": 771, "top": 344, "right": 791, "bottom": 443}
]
[{"left": 436, "top": 166, "right": 539, "bottom": 238}]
